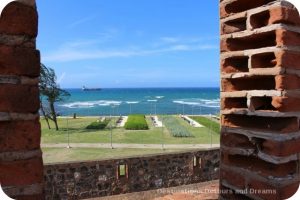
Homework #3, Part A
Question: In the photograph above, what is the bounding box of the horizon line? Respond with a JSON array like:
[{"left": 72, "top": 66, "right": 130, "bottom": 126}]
[{"left": 62, "top": 86, "right": 220, "bottom": 89}]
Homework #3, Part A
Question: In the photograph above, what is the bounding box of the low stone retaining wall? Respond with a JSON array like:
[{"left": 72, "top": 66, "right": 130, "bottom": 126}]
[{"left": 44, "top": 148, "right": 220, "bottom": 200}]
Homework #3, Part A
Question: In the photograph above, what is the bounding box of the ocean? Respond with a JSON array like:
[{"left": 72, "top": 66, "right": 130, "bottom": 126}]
[{"left": 55, "top": 88, "right": 220, "bottom": 116}]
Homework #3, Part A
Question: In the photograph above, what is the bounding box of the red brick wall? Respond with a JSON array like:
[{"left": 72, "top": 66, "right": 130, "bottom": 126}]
[
  {"left": 220, "top": 0, "right": 300, "bottom": 199},
  {"left": 0, "top": 1, "right": 44, "bottom": 199}
]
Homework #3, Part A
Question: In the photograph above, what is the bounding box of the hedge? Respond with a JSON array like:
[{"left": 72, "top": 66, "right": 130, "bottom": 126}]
[
  {"left": 124, "top": 114, "right": 149, "bottom": 130},
  {"left": 86, "top": 119, "right": 110, "bottom": 130}
]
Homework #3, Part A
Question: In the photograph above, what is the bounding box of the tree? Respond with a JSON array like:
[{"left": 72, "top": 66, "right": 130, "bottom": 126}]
[{"left": 39, "top": 64, "right": 70, "bottom": 130}]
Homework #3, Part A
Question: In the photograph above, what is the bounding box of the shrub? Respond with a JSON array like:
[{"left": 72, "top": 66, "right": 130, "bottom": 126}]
[
  {"left": 125, "top": 114, "right": 149, "bottom": 130},
  {"left": 160, "top": 116, "right": 193, "bottom": 137},
  {"left": 86, "top": 119, "right": 109, "bottom": 130}
]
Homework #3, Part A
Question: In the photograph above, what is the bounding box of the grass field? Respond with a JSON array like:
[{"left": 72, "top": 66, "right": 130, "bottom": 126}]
[
  {"left": 190, "top": 116, "right": 221, "bottom": 134},
  {"left": 41, "top": 115, "right": 220, "bottom": 144},
  {"left": 42, "top": 148, "right": 182, "bottom": 163}
]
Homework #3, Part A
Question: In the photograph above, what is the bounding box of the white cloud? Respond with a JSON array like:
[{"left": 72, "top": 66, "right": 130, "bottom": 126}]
[
  {"left": 42, "top": 35, "right": 218, "bottom": 62},
  {"left": 67, "top": 15, "right": 97, "bottom": 28},
  {"left": 43, "top": 44, "right": 217, "bottom": 62},
  {"left": 160, "top": 37, "right": 180, "bottom": 43}
]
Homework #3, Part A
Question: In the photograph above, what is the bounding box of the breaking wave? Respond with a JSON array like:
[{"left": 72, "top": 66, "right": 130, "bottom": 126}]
[
  {"left": 173, "top": 98, "right": 220, "bottom": 108},
  {"left": 60, "top": 100, "right": 122, "bottom": 108}
]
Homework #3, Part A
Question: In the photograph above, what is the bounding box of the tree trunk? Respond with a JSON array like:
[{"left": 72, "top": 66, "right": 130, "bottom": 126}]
[
  {"left": 49, "top": 101, "right": 59, "bottom": 131},
  {"left": 40, "top": 102, "right": 51, "bottom": 129}
]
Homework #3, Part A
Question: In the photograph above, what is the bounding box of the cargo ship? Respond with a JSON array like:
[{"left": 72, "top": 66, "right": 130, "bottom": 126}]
[{"left": 82, "top": 86, "right": 102, "bottom": 91}]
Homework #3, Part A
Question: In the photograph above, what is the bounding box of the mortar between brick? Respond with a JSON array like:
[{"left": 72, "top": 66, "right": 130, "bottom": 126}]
[
  {"left": 221, "top": 164, "right": 300, "bottom": 187},
  {"left": 221, "top": 23, "right": 300, "bottom": 39},
  {"left": 222, "top": 126, "right": 300, "bottom": 140},
  {"left": 222, "top": 146, "right": 298, "bottom": 164},
  {"left": 221, "top": 109, "right": 300, "bottom": 117}
]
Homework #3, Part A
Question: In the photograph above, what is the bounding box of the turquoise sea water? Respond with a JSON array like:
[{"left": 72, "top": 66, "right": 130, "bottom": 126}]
[{"left": 56, "top": 88, "right": 220, "bottom": 116}]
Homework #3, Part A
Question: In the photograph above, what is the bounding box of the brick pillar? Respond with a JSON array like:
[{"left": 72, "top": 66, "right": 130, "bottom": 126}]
[
  {"left": 0, "top": 1, "right": 44, "bottom": 199},
  {"left": 220, "top": 0, "right": 300, "bottom": 199}
]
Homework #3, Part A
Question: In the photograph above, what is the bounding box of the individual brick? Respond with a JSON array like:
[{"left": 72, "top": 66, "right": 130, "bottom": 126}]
[
  {"left": 275, "top": 75, "right": 300, "bottom": 90},
  {"left": 262, "top": 138, "right": 300, "bottom": 157},
  {"left": 222, "top": 153, "right": 297, "bottom": 177},
  {"left": 0, "top": 120, "right": 40, "bottom": 152},
  {"left": 0, "top": 2, "right": 38, "bottom": 37},
  {"left": 276, "top": 50, "right": 300, "bottom": 70},
  {"left": 221, "top": 131, "right": 254, "bottom": 149},
  {"left": 276, "top": 29, "right": 300, "bottom": 47},
  {"left": 250, "top": 7, "right": 300, "bottom": 30},
  {"left": 0, "top": 85, "right": 39, "bottom": 113},
  {"left": 221, "top": 56, "right": 249, "bottom": 73},
  {"left": 0, "top": 157, "right": 43, "bottom": 187},
  {"left": 222, "top": 115, "right": 299, "bottom": 133},
  {"left": 272, "top": 96, "right": 300, "bottom": 112},
  {"left": 222, "top": 131, "right": 300, "bottom": 157},
  {"left": 0, "top": 45, "right": 40, "bottom": 76},
  {"left": 220, "top": 0, "right": 275, "bottom": 19}
]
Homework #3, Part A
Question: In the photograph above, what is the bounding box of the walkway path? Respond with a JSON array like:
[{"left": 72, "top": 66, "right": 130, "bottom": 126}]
[
  {"left": 181, "top": 115, "right": 204, "bottom": 127},
  {"left": 86, "top": 180, "right": 219, "bottom": 200},
  {"left": 42, "top": 143, "right": 220, "bottom": 149}
]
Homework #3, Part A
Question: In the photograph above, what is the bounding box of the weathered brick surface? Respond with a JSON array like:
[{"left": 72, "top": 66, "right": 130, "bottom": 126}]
[
  {"left": 0, "top": 2, "right": 38, "bottom": 37},
  {"left": 0, "top": 84, "right": 39, "bottom": 113},
  {"left": 220, "top": 1, "right": 300, "bottom": 199},
  {"left": 272, "top": 96, "right": 300, "bottom": 111},
  {"left": 221, "top": 168, "right": 299, "bottom": 200},
  {"left": 0, "top": 45, "right": 40, "bottom": 76},
  {"left": 0, "top": 157, "right": 43, "bottom": 186},
  {"left": 0, "top": 0, "right": 43, "bottom": 199},
  {"left": 262, "top": 138, "right": 300, "bottom": 157},
  {"left": 0, "top": 120, "right": 40, "bottom": 152},
  {"left": 44, "top": 149, "right": 220, "bottom": 200},
  {"left": 220, "top": 0, "right": 274, "bottom": 19},
  {"left": 222, "top": 153, "right": 297, "bottom": 177},
  {"left": 276, "top": 50, "right": 300, "bottom": 69},
  {"left": 222, "top": 114, "right": 299, "bottom": 133},
  {"left": 275, "top": 74, "right": 300, "bottom": 90}
]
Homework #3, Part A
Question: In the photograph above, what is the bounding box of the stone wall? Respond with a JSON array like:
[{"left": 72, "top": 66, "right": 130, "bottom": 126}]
[
  {"left": 44, "top": 149, "right": 219, "bottom": 200},
  {"left": 220, "top": 0, "right": 300, "bottom": 199},
  {"left": 0, "top": 1, "right": 44, "bottom": 199}
]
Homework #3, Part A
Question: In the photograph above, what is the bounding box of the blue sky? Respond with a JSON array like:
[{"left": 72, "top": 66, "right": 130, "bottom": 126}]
[{"left": 37, "top": 0, "right": 219, "bottom": 88}]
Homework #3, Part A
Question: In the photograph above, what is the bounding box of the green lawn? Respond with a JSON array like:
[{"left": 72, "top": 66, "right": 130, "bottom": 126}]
[
  {"left": 190, "top": 116, "right": 221, "bottom": 134},
  {"left": 42, "top": 148, "right": 183, "bottom": 163},
  {"left": 41, "top": 115, "right": 220, "bottom": 144}
]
